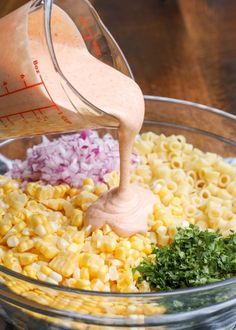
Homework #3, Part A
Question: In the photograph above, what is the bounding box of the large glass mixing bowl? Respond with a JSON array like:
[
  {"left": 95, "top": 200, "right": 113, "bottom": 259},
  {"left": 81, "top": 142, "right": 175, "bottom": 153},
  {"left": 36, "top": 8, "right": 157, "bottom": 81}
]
[{"left": 0, "top": 96, "right": 235, "bottom": 330}]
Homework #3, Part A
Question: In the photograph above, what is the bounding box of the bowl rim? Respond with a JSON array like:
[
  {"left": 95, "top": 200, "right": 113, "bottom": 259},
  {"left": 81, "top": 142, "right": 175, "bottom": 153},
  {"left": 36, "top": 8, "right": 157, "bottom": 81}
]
[
  {"left": 144, "top": 95, "right": 236, "bottom": 121},
  {"left": 0, "top": 96, "right": 236, "bottom": 323}
]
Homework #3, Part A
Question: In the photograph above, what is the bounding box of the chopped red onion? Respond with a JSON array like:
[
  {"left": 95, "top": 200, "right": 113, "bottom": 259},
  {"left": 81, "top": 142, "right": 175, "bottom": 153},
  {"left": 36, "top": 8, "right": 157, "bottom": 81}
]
[{"left": 8, "top": 130, "right": 139, "bottom": 188}]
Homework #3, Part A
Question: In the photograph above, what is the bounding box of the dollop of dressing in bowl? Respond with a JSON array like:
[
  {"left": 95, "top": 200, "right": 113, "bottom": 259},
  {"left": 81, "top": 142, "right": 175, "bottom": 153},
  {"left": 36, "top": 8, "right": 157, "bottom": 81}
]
[{"left": 85, "top": 184, "right": 156, "bottom": 237}]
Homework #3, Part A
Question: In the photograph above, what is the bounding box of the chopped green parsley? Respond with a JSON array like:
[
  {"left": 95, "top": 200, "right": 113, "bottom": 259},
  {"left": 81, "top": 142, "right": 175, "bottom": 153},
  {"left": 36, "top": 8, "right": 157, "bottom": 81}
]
[{"left": 134, "top": 225, "right": 236, "bottom": 291}]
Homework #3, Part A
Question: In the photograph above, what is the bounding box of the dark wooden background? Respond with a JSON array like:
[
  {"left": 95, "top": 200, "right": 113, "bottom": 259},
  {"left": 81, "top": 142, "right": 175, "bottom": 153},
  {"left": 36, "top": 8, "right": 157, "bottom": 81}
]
[{"left": 1, "top": 0, "right": 236, "bottom": 115}]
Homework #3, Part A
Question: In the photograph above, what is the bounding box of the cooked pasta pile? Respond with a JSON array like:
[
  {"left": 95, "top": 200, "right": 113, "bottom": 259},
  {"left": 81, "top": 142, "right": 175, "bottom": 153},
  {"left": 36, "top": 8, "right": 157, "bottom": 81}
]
[{"left": 0, "top": 132, "right": 235, "bottom": 294}]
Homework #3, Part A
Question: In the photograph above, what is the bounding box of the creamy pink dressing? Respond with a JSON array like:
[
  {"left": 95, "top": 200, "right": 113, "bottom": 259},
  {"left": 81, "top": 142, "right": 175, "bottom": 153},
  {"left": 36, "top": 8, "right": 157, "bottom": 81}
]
[{"left": 28, "top": 5, "right": 156, "bottom": 237}]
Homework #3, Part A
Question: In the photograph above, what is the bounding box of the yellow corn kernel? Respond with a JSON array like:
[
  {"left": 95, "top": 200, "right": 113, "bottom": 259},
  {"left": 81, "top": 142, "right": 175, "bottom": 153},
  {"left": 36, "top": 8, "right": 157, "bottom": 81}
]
[
  {"left": 91, "top": 232, "right": 103, "bottom": 248},
  {"left": 94, "top": 183, "right": 108, "bottom": 196},
  {"left": 130, "top": 239, "right": 144, "bottom": 251},
  {"left": 101, "top": 236, "right": 117, "bottom": 253},
  {"left": 53, "top": 185, "right": 66, "bottom": 198},
  {"left": 90, "top": 279, "right": 105, "bottom": 291},
  {"left": 26, "top": 201, "right": 46, "bottom": 213},
  {"left": 9, "top": 215, "right": 22, "bottom": 225},
  {"left": 35, "top": 241, "right": 59, "bottom": 260},
  {"left": 13, "top": 221, "right": 26, "bottom": 233},
  {"left": 10, "top": 210, "right": 26, "bottom": 222},
  {"left": 62, "top": 201, "right": 74, "bottom": 217},
  {"left": 108, "top": 231, "right": 119, "bottom": 240},
  {"left": 73, "top": 191, "right": 97, "bottom": 207},
  {"left": 83, "top": 178, "right": 94, "bottom": 186},
  {"left": 56, "top": 237, "right": 69, "bottom": 250},
  {"left": 0, "top": 246, "right": 6, "bottom": 259},
  {"left": 70, "top": 209, "right": 83, "bottom": 228},
  {"left": 18, "top": 253, "right": 38, "bottom": 266},
  {"left": 40, "top": 265, "right": 52, "bottom": 276},
  {"left": 29, "top": 214, "right": 47, "bottom": 227},
  {"left": 3, "top": 254, "right": 22, "bottom": 272},
  {"left": 67, "top": 243, "right": 82, "bottom": 253},
  {"left": 0, "top": 208, "right": 5, "bottom": 218},
  {"left": 0, "top": 221, "right": 12, "bottom": 236},
  {"left": 61, "top": 184, "right": 70, "bottom": 193},
  {"left": 157, "top": 234, "right": 169, "bottom": 246},
  {"left": 18, "top": 239, "right": 34, "bottom": 252},
  {"left": 80, "top": 267, "right": 90, "bottom": 280},
  {"left": 0, "top": 227, "right": 17, "bottom": 245},
  {"left": 35, "top": 185, "right": 54, "bottom": 201},
  {"left": 168, "top": 226, "right": 177, "bottom": 238},
  {"left": 117, "top": 271, "right": 133, "bottom": 289},
  {"left": 25, "top": 182, "right": 38, "bottom": 197},
  {"left": 129, "top": 249, "right": 140, "bottom": 260},
  {"left": 81, "top": 202, "right": 92, "bottom": 211},
  {"left": 143, "top": 243, "right": 152, "bottom": 255},
  {"left": 68, "top": 188, "right": 79, "bottom": 197},
  {"left": 34, "top": 224, "right": 48, "bottom": 237},
  {"left": 3, "top": 214, "right": 14, "bottom": 225},
  {"left": 3, "top": 181, "right": 19, "bottom": 193},
  {"left": 119, "top": 240, "right": 131, "bottom": 248},
  {"left": 41, "top": 199, "right": 65, "bottom": 211},
  {"left": 160, "top": 216, "right": 173, "bottom": 228},
  {"left": 70, "top": 231, "right": 85, "bottom": 244},
  {"left": 88, "top": 264, "right": 100, "bottom": 279},
  {"left": 74, "top": 279, "right": 91, "bottom": 290},
  {"left": 153, "top": 204, "right": 161, "bottom": 219},
  {"left": 49, "top": 252, "right": 78, "bottom": 277},
  {"left": 102, "top": 224, "right": 111, "bottom": 235},
  {"left": 83, "top": 184, "right": 95, "bottom": 193},
  {"left": 7, "top": 235, "right": 20, "bottom": 248},
  {"left": 115, "top": 247, "right": 127, "bottom": 261},
  {"left": 97, "top": 265, "right": 109, "bottom": 282},
  {"left": 104, "top": 171, "right": 120, "bottom": 188},
  {"left": 79, "top": 253, "right": 104, "bottom": 268},
  {"left": 64, "top": 278, "right": 77, "bottom": 287},
  {"left": 6, "top": 191, "right": 28, "bottom": 210},
  {"left": 23, "top": 265, "right": 37, "bottom": 279}
]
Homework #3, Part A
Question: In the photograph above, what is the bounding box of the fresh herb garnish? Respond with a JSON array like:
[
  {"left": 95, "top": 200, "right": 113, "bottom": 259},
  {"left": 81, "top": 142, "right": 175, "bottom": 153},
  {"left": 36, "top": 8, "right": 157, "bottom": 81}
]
[{"left": 134, "top": 225, "right": 236, "bottom": 291}]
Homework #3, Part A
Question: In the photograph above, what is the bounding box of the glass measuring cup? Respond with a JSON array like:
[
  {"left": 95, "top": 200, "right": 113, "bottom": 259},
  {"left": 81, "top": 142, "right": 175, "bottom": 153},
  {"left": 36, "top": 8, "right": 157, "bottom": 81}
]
[{"left": 0, "top": 0, "right": 133, "bottom": 139}]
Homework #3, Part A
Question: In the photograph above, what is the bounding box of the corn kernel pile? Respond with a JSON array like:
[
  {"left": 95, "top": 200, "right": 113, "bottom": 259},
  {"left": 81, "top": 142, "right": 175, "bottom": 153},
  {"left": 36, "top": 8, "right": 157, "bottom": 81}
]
[{"left": 0, "top": 132, "right": 235, "bottom": 293}]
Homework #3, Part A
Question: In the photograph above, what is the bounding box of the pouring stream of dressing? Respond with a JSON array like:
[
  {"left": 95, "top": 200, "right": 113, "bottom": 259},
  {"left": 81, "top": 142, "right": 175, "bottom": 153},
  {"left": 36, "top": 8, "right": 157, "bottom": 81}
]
[{"left": 28, "top": 5, "right": 156, "bottom": 237}]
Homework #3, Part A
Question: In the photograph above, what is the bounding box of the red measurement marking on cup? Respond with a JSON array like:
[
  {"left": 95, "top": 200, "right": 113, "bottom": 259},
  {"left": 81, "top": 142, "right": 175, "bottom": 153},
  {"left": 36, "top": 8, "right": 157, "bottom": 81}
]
[
  {"left": 20, "top": 74, "right": 27, "bottom": 88},
  {"left": 2, "top": 81, "right": 9, "bottom": 94},
  {"left": 0, "top": 60, "right": 72, "bottom": 127},
  {"left": 79, "top": 16, "right": 102, "bottom": 57},
  {"left": 0, "top": 80, "right": 43, "bottom": 98}
]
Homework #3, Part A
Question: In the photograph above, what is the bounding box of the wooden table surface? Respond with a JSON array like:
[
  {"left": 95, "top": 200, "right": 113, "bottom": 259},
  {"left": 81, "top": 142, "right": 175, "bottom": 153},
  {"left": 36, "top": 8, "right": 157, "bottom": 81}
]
[{"left": 1, "top": 0, "right": 236, "bottom": 115}]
